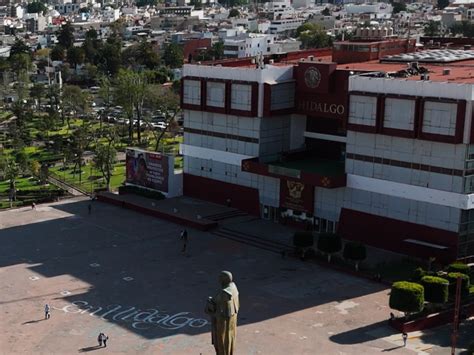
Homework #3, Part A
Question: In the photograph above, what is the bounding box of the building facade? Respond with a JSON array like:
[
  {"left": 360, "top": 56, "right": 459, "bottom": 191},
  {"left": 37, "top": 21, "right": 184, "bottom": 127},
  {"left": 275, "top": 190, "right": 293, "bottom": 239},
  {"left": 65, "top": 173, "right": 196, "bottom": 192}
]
[{"left": 180, "top": 51, "right": 474, "bottom": 262}]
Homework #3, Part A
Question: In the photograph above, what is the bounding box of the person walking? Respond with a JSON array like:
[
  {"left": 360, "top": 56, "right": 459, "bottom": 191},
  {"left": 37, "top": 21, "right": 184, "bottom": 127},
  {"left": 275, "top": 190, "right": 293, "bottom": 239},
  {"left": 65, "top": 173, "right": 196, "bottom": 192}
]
[
  {"left": 180, "top": 229, "right": 188, "bottom": 253},
  {"left": 88, "top": 203, "right": 92, "bottom": 215},
  {"left": 97, "top": 333, "right": 104, "bottom": 347},
  {"left": 44, "top": 304, "right": 50, "bottom": 319},
  {"left": 402, "top": 332, "right": 408, "bottom": 347},
  {"left": 32, "top": 202, "right": 36, "bottom": 210},
  {"left": 103, "top": 333, "right": 108, "bottom": 347}
]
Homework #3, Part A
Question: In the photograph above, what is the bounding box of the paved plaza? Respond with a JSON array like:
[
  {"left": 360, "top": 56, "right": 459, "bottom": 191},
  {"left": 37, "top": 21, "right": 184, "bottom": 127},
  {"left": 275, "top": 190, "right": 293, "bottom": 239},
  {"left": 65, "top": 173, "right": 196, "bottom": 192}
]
[{"left": 0, "top": 197, "right": 472, "bottom": 354}]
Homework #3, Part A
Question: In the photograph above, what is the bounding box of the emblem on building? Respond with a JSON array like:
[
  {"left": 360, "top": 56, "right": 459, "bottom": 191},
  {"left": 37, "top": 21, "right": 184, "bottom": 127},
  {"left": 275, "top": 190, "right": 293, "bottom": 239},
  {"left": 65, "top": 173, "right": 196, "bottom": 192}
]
[
  {"left": 287, "top": 181, "right": 305, "bottom": 199},
  {"left": 304, "top": 67, "right": 321, "bottom": 89}
]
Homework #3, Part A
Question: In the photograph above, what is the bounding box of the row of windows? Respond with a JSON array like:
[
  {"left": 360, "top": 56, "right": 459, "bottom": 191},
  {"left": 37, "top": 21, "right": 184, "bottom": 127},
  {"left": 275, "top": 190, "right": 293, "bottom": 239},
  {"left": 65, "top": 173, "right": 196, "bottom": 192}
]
[{"left": 182, "top": 80, "right": 253, "bottom": 112}]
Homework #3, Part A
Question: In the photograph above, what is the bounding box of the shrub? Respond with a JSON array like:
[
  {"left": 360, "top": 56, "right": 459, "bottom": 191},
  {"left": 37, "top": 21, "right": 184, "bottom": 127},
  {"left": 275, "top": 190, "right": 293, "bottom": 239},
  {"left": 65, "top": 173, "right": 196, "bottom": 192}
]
[
  {"left": 446, "top": 272, "right": 470, "bottom": 297},
  {"left": 317, "top": 233, "right": 342, "bottom": 262},
  {"left": 412, "top": 267, "right": 427, "bottom": 281},
  {"left": 293, "top": 232, "right": 314, "bottom": 248},
  {"left": 389, "top": 281, "right": 424, "bottom": 314},
  {"left": 468, "top": 341, "right": 474, "bottom": 355},
  {"left": 447, "top": 262, "right": 470, "bottom": 275},
  {"left": 343, "top": 242, "right": 367, "bottom": 271},
  {"left": 421, "top": 276, "right": 449, "bottom": 303}
]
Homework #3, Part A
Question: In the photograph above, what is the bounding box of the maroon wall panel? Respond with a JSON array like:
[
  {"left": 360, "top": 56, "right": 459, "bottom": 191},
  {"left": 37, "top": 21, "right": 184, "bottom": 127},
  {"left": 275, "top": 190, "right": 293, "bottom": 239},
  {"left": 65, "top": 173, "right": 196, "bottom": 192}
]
[
  {"left": 338, "top": 208, "right": 458, "bottom": 263},
  {"left": 183, "top": 174, "right": 261, "bottom": 216}
]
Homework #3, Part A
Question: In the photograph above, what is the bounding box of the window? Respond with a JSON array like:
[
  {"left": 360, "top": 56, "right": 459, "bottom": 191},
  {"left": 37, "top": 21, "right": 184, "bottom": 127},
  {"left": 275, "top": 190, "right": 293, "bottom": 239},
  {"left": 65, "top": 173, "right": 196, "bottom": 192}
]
[
  {"left": 183, "top": 80, "right": 201, "bottom": 105},
  {"left": 348, "top": 95, "right": 377, "bottom": 126},
  {"left": 271, "top": 82, "right": 295, "bottom": 111},
  {"left": 231, "top": 84, "right": 252, "bottom": 111},
  {"left": 422, "top": 101, "right": 457, "bottom": 136},
  {"left": 384, "top": 98, "right": 415, "bottom": 130},
  {"left": 206, "top": 81, "right": 225, "bottom": 108}
]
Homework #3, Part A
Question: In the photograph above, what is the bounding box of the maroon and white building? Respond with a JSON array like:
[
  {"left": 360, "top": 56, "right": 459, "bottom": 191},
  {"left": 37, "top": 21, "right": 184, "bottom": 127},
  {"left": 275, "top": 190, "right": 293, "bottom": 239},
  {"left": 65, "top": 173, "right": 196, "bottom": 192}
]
[{"left": 180, "top": 49, "right": 474, "bottom": 262}]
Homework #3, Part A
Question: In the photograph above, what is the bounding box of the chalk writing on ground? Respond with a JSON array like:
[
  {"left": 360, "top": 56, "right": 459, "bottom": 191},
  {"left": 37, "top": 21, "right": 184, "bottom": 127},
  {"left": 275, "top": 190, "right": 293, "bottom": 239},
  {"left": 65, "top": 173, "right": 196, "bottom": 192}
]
[{"left": 53, "top": 300, "right": 209, "bottom": 331}]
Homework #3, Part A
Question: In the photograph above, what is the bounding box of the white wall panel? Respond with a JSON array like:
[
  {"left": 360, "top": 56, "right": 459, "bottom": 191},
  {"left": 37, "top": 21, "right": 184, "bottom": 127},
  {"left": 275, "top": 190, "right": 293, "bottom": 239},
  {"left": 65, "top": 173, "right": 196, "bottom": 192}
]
[
  {"left": 349, "top": 95, "right": 377, "bottom": 126},
  {"left": 206, "top": 81, "right": 225, "bottom": 108},
  {"left": 384, "top": 98, "right": 415, "bottom": 130},
  {"left": 183, "top": 80, "right": 201, "bottom": 105},
  {"left": 423, "top": 101, "right": 457, "bottom": 136},
  {"left": 231, "top": 84, "right": 252, "bottom": 111}
]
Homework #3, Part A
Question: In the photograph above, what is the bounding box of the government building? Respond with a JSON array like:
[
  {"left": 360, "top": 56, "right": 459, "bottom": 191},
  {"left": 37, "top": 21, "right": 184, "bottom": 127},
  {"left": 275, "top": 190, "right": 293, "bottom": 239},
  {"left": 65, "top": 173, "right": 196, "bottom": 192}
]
[{"left": 180, "top": 45, "right": 474, "bottom": 262}]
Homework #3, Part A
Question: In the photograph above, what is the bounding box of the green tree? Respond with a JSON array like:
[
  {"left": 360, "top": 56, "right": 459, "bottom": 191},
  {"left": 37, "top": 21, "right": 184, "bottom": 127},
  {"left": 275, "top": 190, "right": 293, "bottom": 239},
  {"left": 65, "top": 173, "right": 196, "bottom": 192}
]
[
  {"left": 82, "top": 28, "right": 101, "bottom": 63},
  {"left": 228, "top": 8, "right": 240, "bottom": 18},
  {"left": 389, "top": 281, "right": 424, "bottom": 315},
  {"left": 9, "top": 38, "right": 30, "bottom": 58},
  {"left": 392, "top": 2, "right": 406, "bottom": 14},
  {"left": 96, "top": 38, "right": 122, "bottom": 76},
  {"left": 163, "top": 43, "right": 184, "bottom": 69},
  {"left": 122, "top": 40, "right": 160, "bottom": 70},
  {"left": 421, "top": 276, "right": 449, "bottom": 304},
  {"left": 15, "top": 149, "right": 29, "bottom": 174},
  {"left": 93, "top": 129, "right": 117, "bottom": 191},
  {"left": 296, "top": 23, "right": 332, "bottom": 49},
  {"left": 438, "top": 0, "right": 449, "bottom": 9},
  {"left": 50, "top": 45, "right": 65, "bottom": 61},
  {"left": 67, "top": 124, "right": 94, "bottom": 183},
  {"left": 143, "top": 85, "right": 181, "bottom": 151},
  {"left": 321, "top": 7, "right": 330, "bottom": 16},
  {"left": 62, "top": 85, "right": 89, "bottom": 128},
  {"left": 67, "top": 46, "right": 85, "bottom": 70},
  {"left": 30, "top": 83, "right": 46, "bottom": 109},
  {"left": 10, "top": 53, "right": 31, "bottom": 76},
  {"left": 343, "top": 242, "right": 366, "bottom": 271},
  {"left": 2, "top": 158, "right": 19, "bottom": 205},
  {"left": 446, "top": 272, "right": 470, "bottom": 297},
  {"left": 424, "top": 21, "right": 441, "bottom": 37},
  {"left": 58, "top": 22, "right": 75, "bottom": 49},
  {"left": 27, "top": 1, "right": 47, "bottom": 13},
  {"left": 317, "top": 233, "right": 342, "bottom": 262},
  {"left": 98, "top": 75, "right": 112, "bottom": 129}
]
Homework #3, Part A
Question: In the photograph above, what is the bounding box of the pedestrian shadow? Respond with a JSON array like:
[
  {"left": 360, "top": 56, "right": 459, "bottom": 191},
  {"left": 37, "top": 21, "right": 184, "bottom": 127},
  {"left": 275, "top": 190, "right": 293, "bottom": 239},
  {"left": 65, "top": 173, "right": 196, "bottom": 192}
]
[
  {"left": 22, "top": 319, "right": 46, "bottom": 325},
  {"left": 78, "top": 345, "right": 102, "bottom": 352},
  {"left": 382, "top": 345, "right": 403, "bottom": 352}
]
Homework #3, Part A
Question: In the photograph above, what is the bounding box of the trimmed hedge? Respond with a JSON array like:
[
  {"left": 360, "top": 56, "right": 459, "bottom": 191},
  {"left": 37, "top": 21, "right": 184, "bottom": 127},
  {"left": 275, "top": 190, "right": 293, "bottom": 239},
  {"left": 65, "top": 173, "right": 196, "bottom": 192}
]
[
  {"left": 446, "top": 272, "right": 470, "bottom": 297},
  {"left": 317, "top": 233, "right": 342, "bottom": 255},
  {"left": 447, "top": 262, "right": 470, "bottom": 275},
  {"left": 421, "top": 276, "right": 449, "bottom": 303},
  {"left": 343, "top": 242, "right": 366, "bottom": 262},
  {"left": 293, "top": 232, "right": 314, "bottom": 248},
  {"left": 412, "top": 267, "right": 427, "bottom": 282},
  {"left": 389, "top": 281, "right": 424, "bottom": 314}
]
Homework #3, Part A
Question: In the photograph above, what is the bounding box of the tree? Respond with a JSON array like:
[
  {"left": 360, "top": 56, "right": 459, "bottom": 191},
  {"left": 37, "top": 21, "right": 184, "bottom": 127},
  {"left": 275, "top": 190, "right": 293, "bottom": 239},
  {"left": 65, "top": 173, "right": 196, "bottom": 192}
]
[
  {"left": 30, "top": 83, "right": 46, "bottom": 109},
  {"left": 293, "top": 231, "right": 314, "bottom": 248},
  {"left": 15, "top": 149, "right": 29, "bottom": 175},
  {"left": 143, "top": 85, "right": 181, "bottom": 151},
  {"left": 67, "top": 46, "right": 85, "bottom": 70},
  {"left": 392, "top": 2, "right": 406, "bottom": 14},
  {"left": 93, "top": 128, "right": 117, "bottom": 191},
  {"left": 228, "top": 8, "right": 240, "bottom": 18},
  {"left": 343, "top": 242, "right": 366, "bottom": 271},
  {"left": 438, "top": 0, "right": 449, "bottom": 9},
  {"left": 163, "top": 43, "right": 184, "bottom": 69},
  {"left": 296, "top": 23, "right": 332, "bottom": 49},
  {"left": 57, "top": 22, "right": 75, "bottom": 49},
  {"left": 50, "top": 45, "right": 65, "bottom": 61},
  {"left": 122, "top": 40, "right": 160, "bottom": 70},
  {"left": 67, "top": 124, "right": 94, "bottom": 183},
  {"left": 1, "top": 158, "right": 19, "bottom": 205},
  {"left": 98, "top": 75, "right": 112, "bottom": 129},
  {"left": 9, "top": 38, "right": 30, "bottom": 58},
  {"left": 82, "top": 28, "right": 101, "bottom": 64},
  {"left": 447, "top": 262, "right": 471, "bottom": 275},
  {"left": 62, "top": 85, "right": 89, "bottom": 128},
  {"left": 27, "top": 1, "right": 47, "bottom": 13},
  {"left": 421, "top": 276, "right": 449, "bottom": 304},
  {"left": 321, "top": 7, "right": 330, "bottom": 16},
  {"left": 10, "top": 53, "right": 31, "bottom": 76},
  {"left": 96, "top": 39, "right": 122, "bottom": 76},
  {"left": 446, "top": 272, "right": 470, "bottom": 297},
  {"left": 317, "top": 233, "right": 342, "bottom": 262},
  {"left": 424, "top": 21, "right": 441, "bottom": 37},
  {"left": 389, "top": 281, "right": 424, "bottom": 315}
]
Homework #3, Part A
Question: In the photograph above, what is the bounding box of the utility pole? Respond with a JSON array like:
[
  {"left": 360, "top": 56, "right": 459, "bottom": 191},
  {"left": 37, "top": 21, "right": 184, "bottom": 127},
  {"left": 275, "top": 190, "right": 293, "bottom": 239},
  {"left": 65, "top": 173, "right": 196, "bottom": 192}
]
[{"left": 451, "top": 276, "right": 462, "bottom": 355}]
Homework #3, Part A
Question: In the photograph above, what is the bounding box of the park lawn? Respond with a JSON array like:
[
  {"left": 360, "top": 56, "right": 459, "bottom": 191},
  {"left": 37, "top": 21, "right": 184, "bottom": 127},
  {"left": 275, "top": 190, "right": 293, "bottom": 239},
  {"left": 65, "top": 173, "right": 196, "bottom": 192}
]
[{"left": 50, "top": 162, "right": 126, "bottom": 193}]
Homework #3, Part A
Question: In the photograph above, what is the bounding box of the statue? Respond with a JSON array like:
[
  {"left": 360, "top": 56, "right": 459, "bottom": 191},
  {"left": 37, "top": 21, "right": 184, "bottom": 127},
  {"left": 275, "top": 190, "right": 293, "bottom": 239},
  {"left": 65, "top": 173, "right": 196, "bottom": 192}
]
[{"left": 205, "top": 271, "right": 240, "bottom": 355}]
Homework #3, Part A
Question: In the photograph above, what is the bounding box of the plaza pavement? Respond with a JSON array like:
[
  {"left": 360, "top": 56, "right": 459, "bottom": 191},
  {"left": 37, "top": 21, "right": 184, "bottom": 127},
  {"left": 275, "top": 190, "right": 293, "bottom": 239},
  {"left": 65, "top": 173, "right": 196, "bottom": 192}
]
[{"left": 0, "top": 197, "right": 470, "bottom": 354}]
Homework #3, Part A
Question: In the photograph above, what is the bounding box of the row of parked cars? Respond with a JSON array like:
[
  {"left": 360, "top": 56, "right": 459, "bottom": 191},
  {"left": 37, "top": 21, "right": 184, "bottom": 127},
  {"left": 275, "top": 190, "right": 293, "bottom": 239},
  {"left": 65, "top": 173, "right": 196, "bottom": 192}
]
[{"left": 92, "top": 105, "right": 169, "bottom": 130}]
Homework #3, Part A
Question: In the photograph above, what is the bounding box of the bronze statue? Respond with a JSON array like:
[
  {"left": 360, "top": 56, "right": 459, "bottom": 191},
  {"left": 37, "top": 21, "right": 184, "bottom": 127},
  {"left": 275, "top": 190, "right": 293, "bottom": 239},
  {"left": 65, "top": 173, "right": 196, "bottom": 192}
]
[{"left": 205, "top": 271, "right": 240, "bottom": 355}]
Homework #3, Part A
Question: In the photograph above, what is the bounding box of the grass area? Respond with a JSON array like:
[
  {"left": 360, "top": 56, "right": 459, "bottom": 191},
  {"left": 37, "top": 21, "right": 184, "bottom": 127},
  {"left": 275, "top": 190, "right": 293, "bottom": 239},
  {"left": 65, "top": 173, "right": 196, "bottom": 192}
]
[
  {"left": 269, "top": 157, "right": 345, "bottom": 177},
  {"left": 49, "top": 162, "right": 126, "bottom": 193},
  {"left": 0, "top": 176, "right": 62, "bottom": 209}
]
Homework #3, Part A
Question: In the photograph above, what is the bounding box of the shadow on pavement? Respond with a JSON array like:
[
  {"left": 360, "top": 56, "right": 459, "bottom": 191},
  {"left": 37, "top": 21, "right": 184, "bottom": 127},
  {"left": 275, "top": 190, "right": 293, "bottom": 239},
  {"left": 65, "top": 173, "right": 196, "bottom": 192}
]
[
  {"left": 78, "top": 345, "right": 102, "bottom": 352},
  {"left": 381, "top": 345, "right": 404, "bottom": 352},
  {"left": 329, "top": 320, "right": 394, "bottom": 344},
  {"left": 22, "top": 319, "right": 46, "bottom": 325},
  {"left": 1, "top": 199, "right": 388, "bottom": 341}
]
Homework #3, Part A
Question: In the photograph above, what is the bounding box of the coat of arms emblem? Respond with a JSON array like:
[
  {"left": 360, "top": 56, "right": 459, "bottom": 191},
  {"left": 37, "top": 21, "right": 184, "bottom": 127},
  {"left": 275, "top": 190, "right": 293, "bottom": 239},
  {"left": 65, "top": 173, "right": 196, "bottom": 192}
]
[
  {"left": 287, "top": 181, "right": 305, "bottom": 199},
  {"left": 304, "top": 67, "right": 321, "bottom": 89}
]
